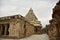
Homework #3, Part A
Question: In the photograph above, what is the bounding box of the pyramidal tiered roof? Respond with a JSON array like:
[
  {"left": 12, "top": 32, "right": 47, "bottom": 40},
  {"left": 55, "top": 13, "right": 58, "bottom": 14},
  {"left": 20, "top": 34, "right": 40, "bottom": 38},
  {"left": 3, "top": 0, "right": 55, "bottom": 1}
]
[
  {"left": 25, "top": 8, "right": 42, "bottom": 26},
  {"left": 25, "top": 8, "right": 38, "bottom": 21}
]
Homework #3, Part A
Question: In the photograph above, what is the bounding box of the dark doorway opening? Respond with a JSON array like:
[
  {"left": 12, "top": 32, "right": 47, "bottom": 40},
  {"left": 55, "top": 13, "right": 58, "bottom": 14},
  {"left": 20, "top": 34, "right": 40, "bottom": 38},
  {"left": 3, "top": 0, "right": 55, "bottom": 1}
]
[
  {"left": 24, "top": 23, "right": 26, "bottom": 37},
  {"left": 0, "top": 24, "right": 10, "bottom": 35},
  {"left": 35, "top": 27, "right": 38, "bottom": 32},
  {"left": 6, "top": 24, "right": 9, "bottom": 35},
  {"left": 2, "top": 24, "right": 5, "bottom": 35}
]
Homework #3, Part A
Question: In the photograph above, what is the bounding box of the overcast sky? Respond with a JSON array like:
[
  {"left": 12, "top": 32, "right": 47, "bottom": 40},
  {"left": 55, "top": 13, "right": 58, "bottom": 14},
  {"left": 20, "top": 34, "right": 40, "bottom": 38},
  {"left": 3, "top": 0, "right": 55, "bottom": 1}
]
[{"left": 0, "top": 0, "right": 59, "bottom": 28}]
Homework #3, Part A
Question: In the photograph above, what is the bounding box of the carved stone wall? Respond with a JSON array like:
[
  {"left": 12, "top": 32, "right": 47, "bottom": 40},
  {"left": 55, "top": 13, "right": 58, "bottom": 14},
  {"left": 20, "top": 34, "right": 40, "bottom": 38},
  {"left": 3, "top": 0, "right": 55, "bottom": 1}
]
[
  {"left": 0, "top": 15, "right": 34, "bottom": 38},
  {"left": 47, "top": 1, "right": 60, "bottom": 40},
  {"left": 25, "top": 8, "right": 42, "bottom": 34}
]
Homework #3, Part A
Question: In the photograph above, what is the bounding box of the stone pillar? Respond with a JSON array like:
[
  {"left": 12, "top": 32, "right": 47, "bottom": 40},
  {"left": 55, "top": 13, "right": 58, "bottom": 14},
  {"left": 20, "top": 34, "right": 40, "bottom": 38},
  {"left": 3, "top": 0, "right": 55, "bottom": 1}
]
[
  {"left": 4, "top": 24, "right": 8, "bottom": 35},
  {"left": 0, "top": 25, "right": 2, "bottom": 35}
]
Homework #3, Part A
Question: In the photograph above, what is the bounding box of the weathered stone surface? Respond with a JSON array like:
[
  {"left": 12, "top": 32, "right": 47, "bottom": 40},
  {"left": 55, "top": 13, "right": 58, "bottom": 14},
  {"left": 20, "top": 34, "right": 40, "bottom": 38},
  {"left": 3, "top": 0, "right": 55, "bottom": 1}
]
[
  {"left": 0, "top": 15, "right": 34, "bottom": 38},
  {"left": 25, "top": 8, "right": 38, "bottom": 21},
  {"left": 25, "top": 8, "right": 42, "bottom": 34},
  {"left": 47, "top": 1, "right": 60, "bottom": 40}
]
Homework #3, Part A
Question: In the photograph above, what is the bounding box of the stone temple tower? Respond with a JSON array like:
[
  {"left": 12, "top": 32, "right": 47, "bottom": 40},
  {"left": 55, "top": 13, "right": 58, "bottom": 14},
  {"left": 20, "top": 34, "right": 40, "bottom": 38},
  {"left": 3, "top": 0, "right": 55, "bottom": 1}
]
[{"left": 25, "top": 8, "right": 42, "bottom": 34}]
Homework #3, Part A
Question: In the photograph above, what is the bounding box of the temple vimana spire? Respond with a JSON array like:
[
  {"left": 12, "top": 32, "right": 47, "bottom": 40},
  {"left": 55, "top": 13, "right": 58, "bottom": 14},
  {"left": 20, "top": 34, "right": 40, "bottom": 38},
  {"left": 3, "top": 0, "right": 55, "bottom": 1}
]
[
  {"left": 0, "top": 8, "right": 42, "bottom": 38},
  {"left": 25, "top": 8, "right": 42, "bottom": 34},
  {"left": 25, "top": 8, "right": 38, "bottom": 21}
]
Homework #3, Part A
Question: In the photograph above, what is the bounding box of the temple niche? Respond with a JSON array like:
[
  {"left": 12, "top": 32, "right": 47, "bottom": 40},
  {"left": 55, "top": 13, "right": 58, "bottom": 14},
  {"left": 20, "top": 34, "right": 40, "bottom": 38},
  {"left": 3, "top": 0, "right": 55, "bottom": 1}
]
[{"left": 47, "top": 1, "right": 60, "bottom": 40}]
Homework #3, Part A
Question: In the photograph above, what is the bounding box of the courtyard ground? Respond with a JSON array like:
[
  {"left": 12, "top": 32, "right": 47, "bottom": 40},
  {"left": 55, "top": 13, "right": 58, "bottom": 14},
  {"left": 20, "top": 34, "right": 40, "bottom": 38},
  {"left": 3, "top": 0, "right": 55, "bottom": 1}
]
[{"left": 0, "top": 34, "right": 50, "bottom": 40}]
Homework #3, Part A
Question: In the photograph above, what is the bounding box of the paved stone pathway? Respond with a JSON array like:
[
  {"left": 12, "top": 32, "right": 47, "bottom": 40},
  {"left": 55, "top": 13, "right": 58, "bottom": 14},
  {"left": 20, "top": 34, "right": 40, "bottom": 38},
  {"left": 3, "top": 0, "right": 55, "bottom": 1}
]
[{"left": 0, "top": 34, "right": 50, "bottom": 40}]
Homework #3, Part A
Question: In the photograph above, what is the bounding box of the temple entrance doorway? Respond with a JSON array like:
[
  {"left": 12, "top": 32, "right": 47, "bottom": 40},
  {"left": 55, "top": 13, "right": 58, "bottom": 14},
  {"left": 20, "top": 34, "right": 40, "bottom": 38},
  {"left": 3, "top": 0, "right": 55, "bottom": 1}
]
[{"left": 0, "top": 24, "right": 9, "bottom": 35}]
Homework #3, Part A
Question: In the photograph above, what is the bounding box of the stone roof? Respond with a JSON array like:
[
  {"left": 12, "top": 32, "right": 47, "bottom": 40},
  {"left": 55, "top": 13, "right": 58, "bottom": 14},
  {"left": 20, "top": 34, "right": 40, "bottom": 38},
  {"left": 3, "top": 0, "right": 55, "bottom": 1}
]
[
  {"left": 25, "top": 8, "right": 38, "bottom": 21},
  {"left": 0, "top": 14, "right": 34, "bottom": 26},
  {"left": 0, "top": 15, "right": 23, "bottom": 20},
  {"left": 25, "top": 8, "right": 42, "bottom": 27}
]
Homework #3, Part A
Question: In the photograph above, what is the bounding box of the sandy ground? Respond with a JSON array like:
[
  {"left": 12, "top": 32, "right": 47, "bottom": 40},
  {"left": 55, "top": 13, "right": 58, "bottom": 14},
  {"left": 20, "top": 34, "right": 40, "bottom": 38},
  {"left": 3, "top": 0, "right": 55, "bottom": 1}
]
[{"left": 0, "top": 34, "right": 50, "bottom": 40}]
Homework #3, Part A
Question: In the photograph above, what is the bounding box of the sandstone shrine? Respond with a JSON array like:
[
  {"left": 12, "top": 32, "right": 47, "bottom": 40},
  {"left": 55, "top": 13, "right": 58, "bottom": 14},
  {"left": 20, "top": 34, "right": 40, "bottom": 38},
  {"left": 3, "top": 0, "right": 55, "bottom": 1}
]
[{"left": 0, "top": 8, "right": 42, "bottom": 38}]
